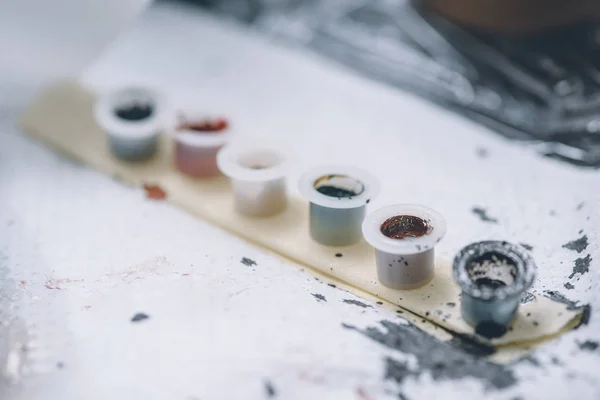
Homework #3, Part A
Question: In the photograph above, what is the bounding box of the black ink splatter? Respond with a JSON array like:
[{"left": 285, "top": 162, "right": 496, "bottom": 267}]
[
  {"left": 376, "top": 301, "right": 383, "bottom": 305},
  {"left": 475, "top": 321, "right": 508, "bottom": 339},
  {"left": 131, "top": 313, "right": 150, "bottom": 323},
  {"left": 241, "top": 257, "right": 257, "bottom": 267},
  {"left": 519, "top": 243, "right": 533, "bottom": 251},
  {"left": 335, "top": 253, "right": 343, "bottom": 258},
  {"left": 543, "top": 290, "right": 581, "bottom": 311},
  {"left": 312, "top": 293, "right": 326, "bottom": 302},
  {"left": 476, "top": 147, "right": 489, "bottom": 158},
  {"left": 471, "top": 207, "right": 498, "bottom": 224},
  {"left": 564, "top": 282, "right": 575, "bottom": 290},
  {"left": 520, "top": 355, "right": 541, "bottom": 367},
  {"left": 343, "top": 320, "right": 515, "bottom": 390},
  {"left": 343, "top": 299, "right": 372, "bottom": 308},
  {"left": 264, "top": 380, "right": 276, "bottom": 397},
  {"left": 520, "top": 292, "right": 535, "bottom": 304},
  {"left": 569, "top": 254, "right": 592, "bottom": 278},
  {"left": 327, "top": 283, "right": 337, "bottom": 288},
  {"left": 578, "top": 340, "right": 599, "bottom": 351},
  {"left": 562, "top": 236, "right": 589, "bottom": 253}
]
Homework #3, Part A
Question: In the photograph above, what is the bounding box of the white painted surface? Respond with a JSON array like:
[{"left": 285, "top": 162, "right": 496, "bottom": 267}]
[{"left": 1, "top": 1, "right": 599, "bottom": 399}]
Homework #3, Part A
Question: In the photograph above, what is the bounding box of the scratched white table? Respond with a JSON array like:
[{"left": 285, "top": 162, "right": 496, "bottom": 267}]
[{"left": 1, "top": 2, "right": 599, "bottom": 399}]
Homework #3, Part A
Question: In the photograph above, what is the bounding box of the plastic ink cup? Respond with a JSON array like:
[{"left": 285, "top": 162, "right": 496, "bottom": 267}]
[
  {"left": 453, "top": 241, "right": 536, "bottom": 329},
  {"left": 173, "top": 119, "right": 230, "bottom": 178},
  {"left": 95, "top": 87, "right": 165, "bottom": 161},
  {"left": 217, "top": 146, "right": 288, "bottom": 217},
  {"left": 362, "top": 204, "right": 446, "bottom": 290},
  {"left": 299, "top": 166, "right": 379, "bottom": 247}
]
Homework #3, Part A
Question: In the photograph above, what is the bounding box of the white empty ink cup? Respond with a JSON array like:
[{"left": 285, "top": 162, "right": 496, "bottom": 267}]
[
  {"left": 173, "top": 118, "right": 230, "bottom": 178},
  {"left": 217, "top": 146, "right": 288, "bottom": 217},
  {"left": 299, "top": 165, "right": 379, "bottom": 247},
  {"left": 95, "top": 87, "right": 166, "bottom": 161},
  {"left": 362, "top": 204, "right": 446, "bottom": 290}
]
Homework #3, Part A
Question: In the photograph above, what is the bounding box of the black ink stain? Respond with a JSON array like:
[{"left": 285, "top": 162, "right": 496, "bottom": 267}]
[
  {"left": 562, "top": 236, "right": 589, "bottom": 253},
  {"left": 343, "top": 320, "right": 515, "bottom": 390},
  {"left": 476, "top": 147, "right": 489, "bottom": 158},
  {"left": 475, "top": 321, "right": 508, "bottom": 339},
  {"left": 335, "top": 253, "right": 343, "bottom": 258},
  {"left": 241, "top": 257, "right": 257, "bottom": 267},
  {"left": 543, "top": 291, "right": 592, "bottom": 327},
  {"left": 376, "top": 301, "right": 383, "bottom": 305},
  {"left": 343, "top": 299, "right": 372, "bottom": 308},
  {"left": 471, "top": 207, "right": 498, "bottom": 224},
  {"left": 312, "top": 293, "right": 326, "bottom": 302},
  {"left": 264, "top": 380, "right": 276, "bottom": 397},
  {"left": 131, "top": 313, "right": 150, "bottom": 323},
  {"left": 520, "top": 292, "right": 535, "bottom": 304},
  {"left": 327, "top": 283, "right": 337, "bottom": 288},
  {"left": 577, "top": 340, "right": 599, "bottom": 351},
  {"left": 569, "top": 254, "right": 592, "bottom": 278},
  {"left": 564, "top": 282, "right": 575, "bottom": 290},
  {"left": 519, "top": 243, "right": 533, "bottom": 251}
]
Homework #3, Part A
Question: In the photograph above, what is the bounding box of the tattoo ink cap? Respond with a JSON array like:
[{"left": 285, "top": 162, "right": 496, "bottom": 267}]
[
  {"left": 94, "top": 87, "right": 166, "bottom": 161},
  {"left": 173, "top": 116, "right": 230, "bottom": 178},
  {"left": 299, "top": 165, "right": 379, "bottom": 247},
  {"left": 453, "top": 241, "right": 537, "bottom": 331},
  {"left": 362, "top": 204, "right": 446, "bottom": 290},
  {"left": 217, "top": 145, "right": 288, "bottom": 217}
]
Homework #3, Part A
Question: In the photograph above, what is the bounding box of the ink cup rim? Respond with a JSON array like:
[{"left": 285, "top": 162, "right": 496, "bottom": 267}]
[
  {"left": 452, "top": 241, "right": 536, "bottom": 301},
  {"left": 299, "top": 165, "right": 379, "bottom": 210},
  {"left": 217, "top": 145, "right": 288, "bottom": 182},
  {"left": 362, "top": 204, "right": 446, "bottom": 255},
  {"left": 95, "top": 87, "right": 166, "bottom": 138}
]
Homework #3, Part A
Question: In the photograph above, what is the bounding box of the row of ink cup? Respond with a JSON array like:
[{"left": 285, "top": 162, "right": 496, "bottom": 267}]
[{"left": 96, "top": 87, "right": 537, "bottom": 335}]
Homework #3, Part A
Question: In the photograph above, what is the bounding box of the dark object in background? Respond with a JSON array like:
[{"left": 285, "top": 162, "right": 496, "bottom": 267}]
[{"left": 170, "top": 0, "right": 600, "bottom": 168}]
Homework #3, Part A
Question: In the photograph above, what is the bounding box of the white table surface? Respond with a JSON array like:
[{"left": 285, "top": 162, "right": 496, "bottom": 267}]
[{"left": 1, "top": 1, "right": 599, "bottom": 399}]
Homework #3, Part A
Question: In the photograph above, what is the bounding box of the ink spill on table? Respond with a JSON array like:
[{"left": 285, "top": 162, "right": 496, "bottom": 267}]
[
  {"left": 143, "top": 183, "right": 167, "bottom": 200},
  {"left": 577, "top": 340, "right": 599, "bottom": 351},
  {"left": 312, "top": 293, "right": 326, "bottom": 302},
  {"left": 343, "top": 320, "right": 516, "bottom": 390},
  {"left": 543, "top": 291, "right": 593, "bottom": 327},
  {"left": 240, "top": 257, "right": 257, "bottom": 267},
  {"left": 475, "top": 321, "right": 508, "bottom": 339},
  {"left": 520, "top": 292, "right": 536, "bottom": 304},
  {"left": 562, "top": 235, "right": 589, "bottom": 253},
  {"left": 471, "top": 207, "right": 498, "bottom": 224},
  {"left": 564, "top": 282, "right": 575, "bottom": 290},
  {"left": 343, "top": 299, "right": 372, "bottom": 308},
  {"left": 131, "top": 313, "right": 150, "bottom": 323},
  {"left": 519, "top": 243, "right": 533, "bottom": 251},
  {"left": 264, "top": 379, "right": 277, "bottom": 397},
  {"left": 569, "top": 254, "right": 592, "bottom": 278}
]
